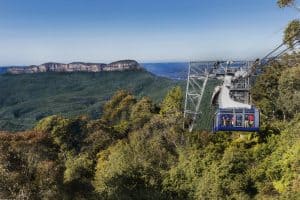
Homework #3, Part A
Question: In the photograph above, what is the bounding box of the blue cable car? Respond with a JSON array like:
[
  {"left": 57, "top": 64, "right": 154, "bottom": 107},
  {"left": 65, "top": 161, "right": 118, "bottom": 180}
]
[{"left": 213, "top": 107, "right": 259, "bottom": 132}]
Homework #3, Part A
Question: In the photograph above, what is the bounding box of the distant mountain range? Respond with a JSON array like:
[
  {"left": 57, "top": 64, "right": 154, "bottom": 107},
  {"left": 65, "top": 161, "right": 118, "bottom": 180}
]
[
  {"left": 4, "top": 60, "right": 141, "bottom": 74},
  {"left": 0, "top": 62, "right": 189, "bottom": 80}
]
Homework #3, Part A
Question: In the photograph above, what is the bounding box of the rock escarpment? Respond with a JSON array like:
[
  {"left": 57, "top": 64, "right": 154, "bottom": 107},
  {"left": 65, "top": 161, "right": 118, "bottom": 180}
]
[{"left": 7, "top": 60, "right": 141, "bottom": 74}]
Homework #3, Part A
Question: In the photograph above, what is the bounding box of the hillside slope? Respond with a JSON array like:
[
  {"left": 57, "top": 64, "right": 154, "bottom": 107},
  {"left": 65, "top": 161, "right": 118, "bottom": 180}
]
[{"left": 0, "top": 70, "right": 184, "bottom": 131}]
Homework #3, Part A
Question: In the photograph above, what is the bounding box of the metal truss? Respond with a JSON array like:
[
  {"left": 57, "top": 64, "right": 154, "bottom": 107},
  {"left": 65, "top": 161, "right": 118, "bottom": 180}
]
[{"left": 184, "top": 62, "right": 210, "bottom": 132}]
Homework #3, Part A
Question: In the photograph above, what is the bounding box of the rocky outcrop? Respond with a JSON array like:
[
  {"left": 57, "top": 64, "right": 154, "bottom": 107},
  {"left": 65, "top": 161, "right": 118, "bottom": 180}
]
[{"left": 7, "top": 60, "right": 141, "bottom": 74}]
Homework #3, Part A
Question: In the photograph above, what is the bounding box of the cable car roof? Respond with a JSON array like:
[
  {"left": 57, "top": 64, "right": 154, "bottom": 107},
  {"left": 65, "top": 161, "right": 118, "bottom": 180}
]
[{"left": 218, "top": 86, "right": 251, "bottom": 109}]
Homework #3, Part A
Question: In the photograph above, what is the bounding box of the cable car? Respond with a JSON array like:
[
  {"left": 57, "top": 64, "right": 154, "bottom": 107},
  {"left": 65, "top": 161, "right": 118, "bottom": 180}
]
[
  {"left": 211, "top": 74, "right": 260, "bottom": 132},
  {"left": 213, "top": 107, "right": 259, "bottom": 132}
]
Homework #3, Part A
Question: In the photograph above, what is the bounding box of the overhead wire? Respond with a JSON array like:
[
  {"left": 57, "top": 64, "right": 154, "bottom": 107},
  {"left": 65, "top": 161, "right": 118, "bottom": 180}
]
[{"left": 260, "top": 27, "right": 300, "bottom": 62}]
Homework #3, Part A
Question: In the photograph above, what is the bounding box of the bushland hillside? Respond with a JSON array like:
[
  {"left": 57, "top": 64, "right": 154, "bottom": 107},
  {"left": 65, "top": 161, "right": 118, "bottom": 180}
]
[
  {"left": 0, "top": 53, "right": 299, "bottom": 199},
  {"left": 0, "top": 70, "right": 184, "bottom": 131}
]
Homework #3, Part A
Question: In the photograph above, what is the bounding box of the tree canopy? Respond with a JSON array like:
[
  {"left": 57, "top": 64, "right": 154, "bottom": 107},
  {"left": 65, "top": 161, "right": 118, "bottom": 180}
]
[
  {"left": 284, "top": 20, "right": 300, "bottom": 47},
  {"left": 0, "top": 1, "right": 300, "bottom": 199},
  {"left": 277, "top": 0, "right": 295, "bottom": 8}
]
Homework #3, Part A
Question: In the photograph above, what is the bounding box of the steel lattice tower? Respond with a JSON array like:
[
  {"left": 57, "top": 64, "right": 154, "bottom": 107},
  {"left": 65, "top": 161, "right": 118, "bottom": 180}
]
[{"left": 183, "top": 62, "right": 210, "bottom": 132}]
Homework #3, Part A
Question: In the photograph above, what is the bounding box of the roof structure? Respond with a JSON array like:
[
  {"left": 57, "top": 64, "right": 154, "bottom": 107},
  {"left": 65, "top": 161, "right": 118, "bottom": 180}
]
[{"left": 218, "top": 85, "right": 251, "bottom": 109}]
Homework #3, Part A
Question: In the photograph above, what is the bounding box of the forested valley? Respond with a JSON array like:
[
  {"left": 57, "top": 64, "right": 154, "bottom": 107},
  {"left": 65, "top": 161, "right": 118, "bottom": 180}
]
[
  {"left": 0, "top": 1, "right": 300, "bottom": 199},
  {"left": 0, "top": 52, "right": 299, "bottom": 199}
]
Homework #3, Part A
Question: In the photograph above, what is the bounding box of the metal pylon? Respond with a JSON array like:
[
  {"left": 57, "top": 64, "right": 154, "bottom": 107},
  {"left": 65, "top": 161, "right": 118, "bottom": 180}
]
[{"left": 184, "top": 62, "right": 209, "bottom": 132}]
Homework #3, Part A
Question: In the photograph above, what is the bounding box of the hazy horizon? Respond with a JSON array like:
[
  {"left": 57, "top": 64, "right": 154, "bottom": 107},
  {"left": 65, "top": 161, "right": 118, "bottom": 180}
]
[{"left": 0, "top": 0, "right": 297, "bottom": 65}]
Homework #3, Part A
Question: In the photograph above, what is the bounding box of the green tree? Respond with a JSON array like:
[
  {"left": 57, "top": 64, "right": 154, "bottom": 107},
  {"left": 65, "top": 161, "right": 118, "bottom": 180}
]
[
  {"left": 278, "top": 66, "right": 300, "bottom": 118},
  {"left": 0, "top": 131, "right": 64, "bottom": 199},
  {"left": 81, "top": 119, "right": 114, "bottom": 156},
  {"left": 277, "top": 0, "right": 295, "bottom": 8},
  {"left": 284, "top": 20, "right": 300, "bottom": 47},
  {"left": 93, "top": 140, "right": 164, "bottom": 200},
  {"left": 102, "top": 90, "right": 136, "bottom": 125},
  {"left": 277, "top": 0, "right": 300, "bottom": 47},
  {"left": 35, "top": 116, "right": 87, "bottom": 153},
  {"left": 160, "top": 86, "right": 183, "bottom": 116},
  {"left": 63, "top": 153, "right": 95, "bottom": 199},
  {"left": 251, "top": 61, "right": 285, "bottom": 119},
  {"left": 250, "top": 115, "right": 300, "bottom": 199},
  {"left": 130, "top": 97, "right": 154, "bottom": 130}
]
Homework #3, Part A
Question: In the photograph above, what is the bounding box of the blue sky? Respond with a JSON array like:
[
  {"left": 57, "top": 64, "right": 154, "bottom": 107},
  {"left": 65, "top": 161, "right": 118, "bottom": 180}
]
[{"left": 0, "top": 0, "right": 298, "bottom": 65}]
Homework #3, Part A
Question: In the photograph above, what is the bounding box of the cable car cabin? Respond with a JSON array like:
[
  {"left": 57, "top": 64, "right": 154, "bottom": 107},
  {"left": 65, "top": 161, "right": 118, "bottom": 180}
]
[{"left": 213, "top": 107, "right": 259, "bottom": 132}]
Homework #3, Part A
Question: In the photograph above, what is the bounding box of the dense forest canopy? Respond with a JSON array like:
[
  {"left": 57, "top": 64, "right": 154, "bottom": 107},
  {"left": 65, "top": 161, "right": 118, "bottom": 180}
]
[
  {"left": 0, "top": 54, "right": 299, "bottom": 198},
  {"left": 0, "top": 71, "right": 184, "bottom": 131},
  {"left": 0, "top": 1, "right": 300, "bottom": 199}
]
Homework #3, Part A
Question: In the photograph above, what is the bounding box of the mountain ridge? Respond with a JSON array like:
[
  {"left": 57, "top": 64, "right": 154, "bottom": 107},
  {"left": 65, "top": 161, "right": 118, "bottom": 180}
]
[{"left": 6, "top": 59, "right": 141, "bottom": 74}]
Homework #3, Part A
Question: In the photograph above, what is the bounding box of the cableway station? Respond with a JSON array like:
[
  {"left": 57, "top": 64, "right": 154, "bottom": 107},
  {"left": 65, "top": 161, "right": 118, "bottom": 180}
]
[{"left": 183, "top": 37, "right": 299, "bottom": 133}]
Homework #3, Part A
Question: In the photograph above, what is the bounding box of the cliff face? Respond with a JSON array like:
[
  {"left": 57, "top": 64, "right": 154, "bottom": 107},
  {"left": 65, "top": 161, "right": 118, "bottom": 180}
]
[{"left": 7, "top": 60, "right": 141, "bottom": 74}]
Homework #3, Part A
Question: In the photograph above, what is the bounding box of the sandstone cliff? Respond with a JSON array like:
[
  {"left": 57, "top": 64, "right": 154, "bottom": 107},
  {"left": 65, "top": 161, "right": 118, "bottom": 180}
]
[{"left": 7, "top": 60, "right": 141, "bottom": 74}]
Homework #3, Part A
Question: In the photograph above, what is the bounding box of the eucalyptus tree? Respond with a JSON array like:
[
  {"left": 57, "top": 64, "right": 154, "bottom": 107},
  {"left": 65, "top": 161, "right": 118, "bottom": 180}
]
[{"left": 277, "top": 0, "right": 300, "bottom": 46}]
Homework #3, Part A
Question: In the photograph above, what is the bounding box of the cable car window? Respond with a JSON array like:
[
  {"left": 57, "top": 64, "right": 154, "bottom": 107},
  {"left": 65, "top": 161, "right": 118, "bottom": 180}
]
[
  {"left": 245, "top": 115, "right": 249, "bottom": 127},
  {"left": 235, "top": 109, "right": 243, "bottom": 113},
  {"left": 236, "top": 114, "right": 243, "bottom": 127},
  {"left": 220, "top": 114, "right": 233, "bottom": 127},
  {"left": 248, "top": 114, "right": 255, "bottom": 127},
  {"left": 244, "top": 114, "right": 255, "bottom": 128},
  {"left": 231, "top": 115, "right": 236, "bottom": 126},
  {"left": 245, "top": 109, "right": 255, "bottom": 114}
]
